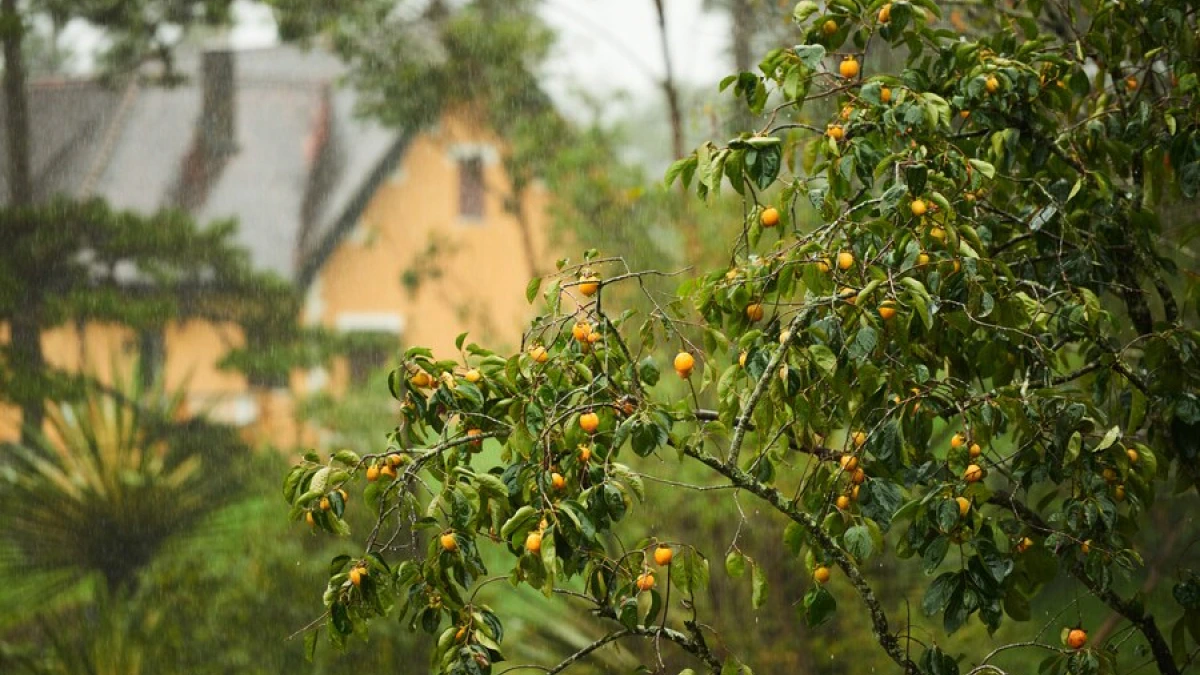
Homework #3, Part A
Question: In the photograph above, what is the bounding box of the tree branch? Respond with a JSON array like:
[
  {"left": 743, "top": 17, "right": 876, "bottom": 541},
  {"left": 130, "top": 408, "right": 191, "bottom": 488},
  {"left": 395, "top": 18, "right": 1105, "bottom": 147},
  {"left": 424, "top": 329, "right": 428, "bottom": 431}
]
[
  {"left": 683, "top": 444, "right": 920, "bottom": 674},
  {"left": 503, "top": 623, "right": 721, "bottom": 675},
  {"left": 727, "top": 310, "right": 810, "bottom": 468},
  {"left": 987, "top": 490, "right": 1179, "bottom": 675}
]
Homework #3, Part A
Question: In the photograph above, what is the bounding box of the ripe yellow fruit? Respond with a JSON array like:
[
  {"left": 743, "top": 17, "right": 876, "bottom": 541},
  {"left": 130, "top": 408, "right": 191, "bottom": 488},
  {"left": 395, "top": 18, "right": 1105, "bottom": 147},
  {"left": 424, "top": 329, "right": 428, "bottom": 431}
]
[
  {"left": 851, "top": 484, "right": 860, "bottom": 501},
  {"left": 350, "top": 565, "right": 366, "bottom": 587},
  {"left": 411, "top": 371, "right": 433, "bottom": 388},
  {"left": 911, "top": 199, "right": 928, "bottom": 217},
  {"left": 455, "top": 626, "right": 467, "bottom": 642},
  {"left": 440, "top": 532, "right": 458, "bottom": 552},
  {"left": 878, "top": 3, "right": 892, "bottom": 23},
  {"left": 985, "top": 76, "right": 999, "bottom": 94},
  {"left": 840, "top": 454, "right": 859, "bottom": 472},
  {"left": 814, "top": 565, "right": 832, "bottom": 584},
  {"left": 580, "top": 412, "right": 600, "bottom": 433},
  {"left": 822, "top": 19, "right": 838, "bottom": 35},
  {"left": 674, "top": 351, "right": 696, "bottom": 377},
  {"left": 320, "top": 496, "right": 331, "bottom": 511},
  {"left": 840, "top": 287, "right": 857, "bottom": 305},
  {"left": 852, "top": 468, "right": 866, "bottom": 484},
  {"left": 529, "top": 345, "right": 549, "bottom": 363},
  {"left": 467, "top": 428, "right": 483, "bottom": 446},
  {"left": 388, "top": 453, "right": 405, "bottom": 467},
  {"left": 956, "top": 496, "right": 970, "bottom": 517},
  {"left": 880, "top": 86, "right": 892, "bottom": 103},
  {"left": 587, "top": 331, "right": 601, "bottom": 344},
  {"left": 738, "top": 351, "right": 748, "bottom": 368},
  {"left": 969, "top": 443, "right": 982, "bottom": 459},
  {"left": 338, "top": 488, "right": 348, "bottom": 502},
  {"left": 380, "top": 464, "right": 397, "bottom": 480},
  {"left": 840, "top": 105, "right": 853, "bottom": 121},
  {"left": 760, "top": 206, "right": 780, "bottom": 227},
  {"left": 837, "top": 250, "right": 854, "bottom": 270},
  {"left": 366, "top": 465, "right": 380, "bottom": 482},
  {"left": 827, "top": 124, "right": 845, "bottom": 141},
  {"left": 1126, "top": 447, "right": 1139, "bottom": 464},
  {"left": 464, "top": 368, "right": 482, "bottom": 383},
  {"left": 1081, "top": 540, "right": 1091, "bottom": 554},
  {"left": 1016, "top": 536, "right": 1033, "bottom": 553},
  {"left": 852, "top": 431, "right": 867, "bottom": 448},
  {"left": 654, "top": 546, "right": 674, "bottom": 566},
  {"left": 579, "top": 445, "right": 592, "bottom": 462},
  {"left": 1114, "top": 484, "right": 1126, "bottom": 501},
  {"left": 305, "top": 511, "right": 315, "bottom": 526},
  {"left": 878, "top": 303, "right": 897, "bottom": 320},
  {"left": 836, "top": 494, "right": 851, "bottom": 510},
  {"left": 636, "top": 572, "right": 656, "bottom": 592},
  {"left": 1067, "top": 628, "right": 1088, "bottom": 650},
  {"left": 572, "top": 321, "right": 592, "bottom": 342},
  {"left": 578, "top": 275, "right": 600, "bottom": 297},
  {"left": 746, "top": 303, "right": 765, "bottom": 322},
  {"left": 525, "top": 531, "right": 542, "bottom": 553},
  {"left": 951, "top": 433, "right": 965, "bottom": 449},
  {"left": 551, "top": 472, "right": 566, "bottom": 490},
  {"left": 1102, "top": 467, "right": 1117, "bottom": 483},
  {"left": 917, "top": 252, "right": 931, "bottom": 266},
  {"left": 963, "top": 464, "right": 984, "bottom": 483},
  {"left": 1125, "top": 76, "right": 1138, "bottom": 91},
  {"left": 816, "top": 258, "right": 832, "bottom": 273},
  {"left": 839, "top": 57, "right": 860, "bottom": 79}
]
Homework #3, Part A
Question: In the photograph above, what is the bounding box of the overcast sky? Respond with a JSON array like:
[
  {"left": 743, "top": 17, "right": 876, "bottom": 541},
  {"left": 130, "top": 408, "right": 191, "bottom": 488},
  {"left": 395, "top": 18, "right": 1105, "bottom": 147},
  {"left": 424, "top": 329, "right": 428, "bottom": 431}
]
[{"left": 229, "top": 0, "right": 734, "bottom": 107}]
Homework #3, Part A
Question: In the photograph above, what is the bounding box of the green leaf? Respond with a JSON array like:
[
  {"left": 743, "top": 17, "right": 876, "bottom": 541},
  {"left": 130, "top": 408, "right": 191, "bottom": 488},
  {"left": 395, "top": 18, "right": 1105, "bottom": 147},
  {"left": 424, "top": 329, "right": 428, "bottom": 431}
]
[
  {"left": 967, "top": 158, "right": 996, "bottom": 180},
  {"left": 793, "top": 44, "right": 826, "bottom": 70},
  {"left": 751, "top": 562, "right": 769, "bottom": 609},
  {"left": 1095, "top": 425, "right": 1121, "bottom": 452},
  {"left": 843, "top": 524, "right": 874, "bottom": 562},
  {"left": 525, "top": 276, "right": 542, "bottom": 304},
  {"left": 672, "top": 547, "right": 711, "bottom": 595},
  {"left": 809, "top": 344, "right": 837, "bottom": 377},
  {"left": 725, "top": 549, "right": 747, "bottom": 579},
  {"left": 792, "top": 1, "right": 819, "bottom": 23},
  {"left": 922, "top": 572, "right": 958, "bottom": 616},
  {"left": 802, "top": 586, "right": 837, "bottom": 627},
  {"left": 783, "top": 521, "right": 806, "bottom": 555}
]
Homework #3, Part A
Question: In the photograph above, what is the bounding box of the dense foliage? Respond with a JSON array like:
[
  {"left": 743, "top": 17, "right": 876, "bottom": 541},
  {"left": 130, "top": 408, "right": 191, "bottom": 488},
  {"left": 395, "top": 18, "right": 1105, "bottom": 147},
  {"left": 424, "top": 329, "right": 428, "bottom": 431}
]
[{"left": 284, "top": 1, "right": 1200, "bottom": 674}]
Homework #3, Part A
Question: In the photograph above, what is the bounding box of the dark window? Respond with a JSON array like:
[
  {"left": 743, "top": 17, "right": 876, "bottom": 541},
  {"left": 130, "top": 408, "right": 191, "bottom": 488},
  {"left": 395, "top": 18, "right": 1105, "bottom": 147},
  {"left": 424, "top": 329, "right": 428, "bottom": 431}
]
[
  {"left": 137, "top": 328, "right": 165, "bottom": 389},
  {"left": 347, "top": 335, "right": 392, "bottom": 384},
  {"left": 458, "top": 156, "right": 484, "bottom": 218}
]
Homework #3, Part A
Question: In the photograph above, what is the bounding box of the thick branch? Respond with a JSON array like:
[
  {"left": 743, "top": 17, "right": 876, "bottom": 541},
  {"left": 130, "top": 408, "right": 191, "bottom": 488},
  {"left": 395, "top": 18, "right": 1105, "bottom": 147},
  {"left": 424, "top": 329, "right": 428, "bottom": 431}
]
[
  {"left": 988, "top": 491, "right": 1179, "bottom": 675},
  {"left": 683, "top": 444, "right": 920, "bottom": 674},
  {"left": 727, "top": 310, "right": 810, "bottom": 467}
]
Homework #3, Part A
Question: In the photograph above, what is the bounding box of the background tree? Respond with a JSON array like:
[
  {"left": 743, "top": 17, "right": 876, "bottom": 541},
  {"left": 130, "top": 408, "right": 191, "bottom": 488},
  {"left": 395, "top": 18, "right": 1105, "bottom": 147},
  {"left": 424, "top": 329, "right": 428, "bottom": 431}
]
[{"left": 282, "top": 2, "right": 1200, "bottom": 675}]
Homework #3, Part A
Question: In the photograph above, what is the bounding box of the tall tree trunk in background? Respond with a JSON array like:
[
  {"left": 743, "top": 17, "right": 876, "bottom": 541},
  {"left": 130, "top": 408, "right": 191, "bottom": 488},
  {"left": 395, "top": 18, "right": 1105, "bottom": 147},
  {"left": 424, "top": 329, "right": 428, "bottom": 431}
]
[
  {"left": 651, "top": 0, "right": 702, "bottom": 265},
  {"left": 651, "top": 0, "right": 685, "bottom": 163},
  {"left": 729, "top": 0, "right": 754, "bottom": 131},
  {"left": 2, "top": 0, "right": 45, "bottom": 443}
]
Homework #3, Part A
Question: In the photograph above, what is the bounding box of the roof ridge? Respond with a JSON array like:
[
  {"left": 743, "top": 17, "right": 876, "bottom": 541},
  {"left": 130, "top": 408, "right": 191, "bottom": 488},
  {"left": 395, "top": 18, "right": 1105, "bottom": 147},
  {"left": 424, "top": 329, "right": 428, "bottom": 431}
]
[{"left": 78, "top": 81, "right": 141, "bottom": 197}]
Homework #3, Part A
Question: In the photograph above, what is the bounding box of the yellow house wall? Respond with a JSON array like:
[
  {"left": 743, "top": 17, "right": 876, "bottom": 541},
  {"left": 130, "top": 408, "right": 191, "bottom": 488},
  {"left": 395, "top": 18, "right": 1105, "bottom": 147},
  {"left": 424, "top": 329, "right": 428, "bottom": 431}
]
[{"left": 309, "top": 111, "right": 548, "bottom": 390}]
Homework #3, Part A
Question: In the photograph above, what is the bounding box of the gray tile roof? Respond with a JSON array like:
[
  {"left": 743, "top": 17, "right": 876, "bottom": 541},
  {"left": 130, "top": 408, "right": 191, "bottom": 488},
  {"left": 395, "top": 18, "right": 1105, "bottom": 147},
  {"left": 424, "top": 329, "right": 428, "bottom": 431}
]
[{"left": 0, "top": 45, "right": 404, "bottom": 283}]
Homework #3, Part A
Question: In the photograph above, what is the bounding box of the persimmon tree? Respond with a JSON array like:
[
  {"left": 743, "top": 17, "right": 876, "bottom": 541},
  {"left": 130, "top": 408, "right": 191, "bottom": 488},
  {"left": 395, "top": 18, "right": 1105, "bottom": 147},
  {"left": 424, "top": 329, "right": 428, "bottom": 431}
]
[{"left": 283, "top": 1, "right": 1200, "bottom": 673}]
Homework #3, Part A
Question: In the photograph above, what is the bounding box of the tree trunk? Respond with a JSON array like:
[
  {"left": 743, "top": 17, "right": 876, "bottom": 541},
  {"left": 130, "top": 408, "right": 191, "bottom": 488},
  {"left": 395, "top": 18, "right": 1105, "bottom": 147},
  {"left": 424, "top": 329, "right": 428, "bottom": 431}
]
[
  {"left": 729, "top": 0, "right": 754, "bottom": 132},
  {"left": 2, "top": 0, "right": 44, "bottom": 443},
  {"left": 651, "top": 0, "right": 702, "bottom": 265},
  {"left": 651, "top": 0, "right": 685, "bottom": 163}
]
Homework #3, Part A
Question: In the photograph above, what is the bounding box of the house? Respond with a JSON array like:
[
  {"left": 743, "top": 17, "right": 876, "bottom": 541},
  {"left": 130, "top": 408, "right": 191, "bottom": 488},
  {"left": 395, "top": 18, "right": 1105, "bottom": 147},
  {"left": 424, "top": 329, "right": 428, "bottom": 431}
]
[{"left": 0, "top": 45, "right": 549, "bottom": 444}]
